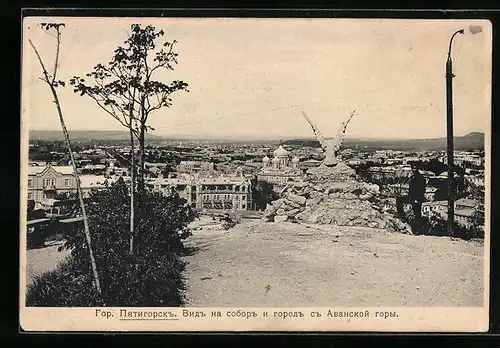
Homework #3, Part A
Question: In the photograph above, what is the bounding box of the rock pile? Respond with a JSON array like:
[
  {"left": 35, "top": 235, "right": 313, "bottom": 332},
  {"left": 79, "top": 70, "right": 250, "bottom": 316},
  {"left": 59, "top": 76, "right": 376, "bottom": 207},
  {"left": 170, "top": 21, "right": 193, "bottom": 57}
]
[{"left": 263, "top": 162, "right": 411, "bottom": 233}]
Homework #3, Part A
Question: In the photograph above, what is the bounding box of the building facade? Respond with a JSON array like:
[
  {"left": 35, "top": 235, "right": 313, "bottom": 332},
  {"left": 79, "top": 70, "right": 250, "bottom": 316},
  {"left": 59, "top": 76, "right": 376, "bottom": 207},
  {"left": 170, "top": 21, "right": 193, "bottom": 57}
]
[
  {"left": 27, "top": 165, "right": 77, "bottom": 206},
  {"left": 177, "top": 161, "right": 215, "bottom": 174},
  {"left": 422, "top": 198, "right": 478, "bottom": 228},
  {"left": 147, "top": 170, "right": 253, "bottom": 211},
  {"left": 257, "top": 145, "right": 303, "bottom": 185},
  {"left": 27, "top": 164, "right": 115, "bottom": 209}
]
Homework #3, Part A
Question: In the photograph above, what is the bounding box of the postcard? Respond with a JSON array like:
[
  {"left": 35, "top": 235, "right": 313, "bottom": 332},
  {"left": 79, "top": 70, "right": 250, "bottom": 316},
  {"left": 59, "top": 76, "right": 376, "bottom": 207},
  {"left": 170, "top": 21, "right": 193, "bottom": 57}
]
[{"left": 20, "top": 16, "right": 491, "bottom": 332}]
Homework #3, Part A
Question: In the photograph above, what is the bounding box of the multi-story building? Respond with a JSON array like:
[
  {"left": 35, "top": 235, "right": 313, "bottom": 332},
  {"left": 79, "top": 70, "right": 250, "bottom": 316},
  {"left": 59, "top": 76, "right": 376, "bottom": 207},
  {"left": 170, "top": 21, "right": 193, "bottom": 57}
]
[
  {"left": 257, "top": 145, "right": 303, "bottom": 185},
  {"left": 27, "top": 165, "right": 77, "bottom": 205},
  {"left": 147, "top": 170, "right": 253, "bottom": 211},
  {"left": 27, "top": 164, "right": 118, "bottom": 209},
  {"left": 465, "top": 174, "right": 485, "bottom": 189},
  {"left": 177, "top": 160, "right": 215, "bottom": 174},
  {"left": 440, "top": 152, "right": 484, "bottom": 167},
  {"left": 422, "top": 198, "right": 479, "bottom": 228},
  {"left": 455, "top": 198, "right": 478, "bottom": 211}
]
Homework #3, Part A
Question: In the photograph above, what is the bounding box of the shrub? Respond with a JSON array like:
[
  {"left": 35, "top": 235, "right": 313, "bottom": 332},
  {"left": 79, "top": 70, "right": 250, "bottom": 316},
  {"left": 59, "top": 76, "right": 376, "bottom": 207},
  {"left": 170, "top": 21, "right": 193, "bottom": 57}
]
[
  {"left": 26, "top": 220, "right": 60, "bottom": 250},
  {"left": 393, "top": 196, "right": 483, "bottom": 240},
  {"left": 26, "top": 180, "right": 197, "bottom": 307},
  {"left": 413, "top": 212, "right": 482, "bottom": 240},
  {"left": 26, "top": 256, "right": 101, "bottom": 307}
]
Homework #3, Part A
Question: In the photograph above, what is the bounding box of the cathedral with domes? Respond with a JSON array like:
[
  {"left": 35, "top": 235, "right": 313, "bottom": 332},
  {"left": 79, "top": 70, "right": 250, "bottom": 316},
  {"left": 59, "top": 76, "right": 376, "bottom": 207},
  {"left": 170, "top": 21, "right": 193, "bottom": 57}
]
[{"left": 257, "top": 144, "right": 303, "bottom": 185}]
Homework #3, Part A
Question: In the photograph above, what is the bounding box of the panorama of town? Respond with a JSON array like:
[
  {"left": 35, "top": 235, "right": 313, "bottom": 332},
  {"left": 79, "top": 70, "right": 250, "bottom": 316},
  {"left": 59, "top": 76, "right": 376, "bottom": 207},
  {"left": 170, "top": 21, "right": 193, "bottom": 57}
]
[
  {"left": 23, "top": 19, "right": 488, "bottom": 314},
  {"left": 27, "top": 137, "right": 485, "bottom": 231}
]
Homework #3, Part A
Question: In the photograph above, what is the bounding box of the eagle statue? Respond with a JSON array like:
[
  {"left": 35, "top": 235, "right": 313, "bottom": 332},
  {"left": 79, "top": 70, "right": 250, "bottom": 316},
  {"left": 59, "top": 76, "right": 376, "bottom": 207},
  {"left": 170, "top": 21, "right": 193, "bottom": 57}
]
[{"left": 302, "top": 110, "right": 356, "bottom": 167}]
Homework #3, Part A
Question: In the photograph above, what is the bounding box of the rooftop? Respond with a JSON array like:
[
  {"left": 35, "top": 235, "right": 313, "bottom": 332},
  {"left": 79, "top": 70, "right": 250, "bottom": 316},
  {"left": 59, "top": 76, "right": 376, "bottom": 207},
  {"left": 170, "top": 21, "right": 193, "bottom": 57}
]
[
  {"left": 28, "top": 165, "right": 74, "bottom": 176},
  {"left": 273, "top": 145, "right": 289, "bottom": 157},
  {"left": 423, "top": 200, "right": 448, "bottom": 206},
  {"left": 455, "top": 198, "right": 477, "bottom": 208},
  {"left": 79, "top": 175, "right": 114, "bottom": 188},
  {"left": 148, "top": 176, "right": 249, "bottom": 186}
]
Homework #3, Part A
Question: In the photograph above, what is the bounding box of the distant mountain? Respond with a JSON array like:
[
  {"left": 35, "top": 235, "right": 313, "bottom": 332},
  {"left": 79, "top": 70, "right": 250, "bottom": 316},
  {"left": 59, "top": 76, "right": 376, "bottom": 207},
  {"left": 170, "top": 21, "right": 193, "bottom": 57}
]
[
  {"left": 29, "top": 130, "right": 165, "bottom": 141},
  {"left": 28, "top": 130, "right": 281, "bottom": 144},
  {"left": 283, "top": 132, "right": 485, "bottom": 151},
  {"left": 29, "top": 130, "right": 485, "bottom": 151}
]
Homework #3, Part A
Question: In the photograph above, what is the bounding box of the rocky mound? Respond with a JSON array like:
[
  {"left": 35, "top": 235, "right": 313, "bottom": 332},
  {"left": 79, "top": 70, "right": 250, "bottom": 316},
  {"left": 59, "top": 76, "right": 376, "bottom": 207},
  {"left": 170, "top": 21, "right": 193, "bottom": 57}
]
[{"left": 263, "top": 162, "right": 411, "bottom": 233}]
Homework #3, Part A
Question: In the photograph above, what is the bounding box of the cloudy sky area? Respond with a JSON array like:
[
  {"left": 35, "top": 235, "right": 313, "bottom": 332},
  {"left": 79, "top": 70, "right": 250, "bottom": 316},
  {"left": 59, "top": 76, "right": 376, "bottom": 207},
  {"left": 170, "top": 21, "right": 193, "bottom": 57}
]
[{"left": 22, "top": 17, "right": 491, "bottom": 139}]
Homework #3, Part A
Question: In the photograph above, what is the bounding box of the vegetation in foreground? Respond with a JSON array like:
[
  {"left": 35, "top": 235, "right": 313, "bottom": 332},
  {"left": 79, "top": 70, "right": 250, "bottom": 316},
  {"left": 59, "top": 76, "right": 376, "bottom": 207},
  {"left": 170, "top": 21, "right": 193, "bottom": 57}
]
[{"left": 26, "top": 180, "right": 197, "bottom": 307}]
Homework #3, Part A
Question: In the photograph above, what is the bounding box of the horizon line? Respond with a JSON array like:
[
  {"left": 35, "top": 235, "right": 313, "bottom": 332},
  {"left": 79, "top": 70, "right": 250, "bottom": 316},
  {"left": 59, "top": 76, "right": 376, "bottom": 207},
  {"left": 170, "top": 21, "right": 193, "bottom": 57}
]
[{"left": 28, "top": 129, "right": 484, "bottom": 142}]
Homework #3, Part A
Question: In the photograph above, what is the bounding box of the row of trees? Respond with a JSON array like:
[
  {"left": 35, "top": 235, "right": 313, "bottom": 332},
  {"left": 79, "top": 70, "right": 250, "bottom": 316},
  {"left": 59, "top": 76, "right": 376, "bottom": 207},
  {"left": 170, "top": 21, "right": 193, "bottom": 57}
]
[{"left": 28, "top": 22, "right": 192, "bottom": 305}]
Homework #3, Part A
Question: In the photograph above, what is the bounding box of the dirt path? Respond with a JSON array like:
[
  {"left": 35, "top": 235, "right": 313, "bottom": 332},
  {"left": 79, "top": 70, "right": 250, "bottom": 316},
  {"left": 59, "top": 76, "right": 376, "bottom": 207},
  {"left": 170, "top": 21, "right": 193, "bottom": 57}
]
[
  {"left": 26, "top": 243, "right": 71, "bottom": 287},
  {"left": 183, "top": 220, "right": 484, "bottom": 307}
]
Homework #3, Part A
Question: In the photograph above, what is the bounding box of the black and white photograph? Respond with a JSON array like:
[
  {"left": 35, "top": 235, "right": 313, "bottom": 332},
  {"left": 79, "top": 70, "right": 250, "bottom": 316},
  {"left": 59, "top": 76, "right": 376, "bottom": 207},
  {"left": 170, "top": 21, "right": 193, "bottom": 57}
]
[{"left": 19, "top": 16, "right": 491, "bottom": 332}]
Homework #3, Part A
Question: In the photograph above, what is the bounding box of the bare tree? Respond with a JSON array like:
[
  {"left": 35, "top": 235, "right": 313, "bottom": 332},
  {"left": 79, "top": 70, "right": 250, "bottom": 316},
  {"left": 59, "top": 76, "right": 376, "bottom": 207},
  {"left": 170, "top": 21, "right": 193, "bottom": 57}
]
[{"left": 29, "top": 23, "right": 102, "bottom": 296}]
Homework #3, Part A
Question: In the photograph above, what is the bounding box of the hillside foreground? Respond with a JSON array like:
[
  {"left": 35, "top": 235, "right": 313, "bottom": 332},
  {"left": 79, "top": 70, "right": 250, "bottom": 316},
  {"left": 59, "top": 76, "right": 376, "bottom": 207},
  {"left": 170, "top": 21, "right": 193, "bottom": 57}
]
[{"left": 183, "top": 218, "right": 484, "bottom": 307}]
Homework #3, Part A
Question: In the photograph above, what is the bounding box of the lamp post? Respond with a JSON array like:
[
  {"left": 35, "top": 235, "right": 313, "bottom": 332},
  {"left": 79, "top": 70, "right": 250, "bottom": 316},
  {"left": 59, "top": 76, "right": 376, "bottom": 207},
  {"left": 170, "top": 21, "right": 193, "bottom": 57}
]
[{"left": 445, "top": 28, "right": 464, "bottom": 237}]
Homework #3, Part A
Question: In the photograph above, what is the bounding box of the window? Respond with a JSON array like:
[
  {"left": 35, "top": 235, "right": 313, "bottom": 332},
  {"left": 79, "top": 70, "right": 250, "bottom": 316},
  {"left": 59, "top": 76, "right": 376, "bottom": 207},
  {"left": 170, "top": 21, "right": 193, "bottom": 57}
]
[
  {"left": 242, "top": 204, "right": 246, "bottom": 209},
  {"left": 65, "top": 178, "right": 69, "bottom": 187},
  {"left": 235, "top": 186, "right": 240, "bottom": 192},
  {"left": 28, "top": 179, "right": 33, "bottom": 187},
  {"left": 51, "top": 179, "right": 55, "bottom": 186},
  {"left": 27, "top": 192, "right": 33, "bottom": 199},
  {"left": 242, "top": 195, "right": 246, "bottom": 200}
]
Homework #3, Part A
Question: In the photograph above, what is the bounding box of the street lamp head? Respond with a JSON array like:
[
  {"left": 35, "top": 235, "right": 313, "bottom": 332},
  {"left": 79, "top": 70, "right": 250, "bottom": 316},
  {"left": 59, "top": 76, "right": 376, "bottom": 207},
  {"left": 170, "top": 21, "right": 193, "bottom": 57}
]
[
  {"left": 469, "top": 25, "right": 483, "bottom": 35},
  {"left": 448, "top": 29, "right": 466, "bottom": 57}
]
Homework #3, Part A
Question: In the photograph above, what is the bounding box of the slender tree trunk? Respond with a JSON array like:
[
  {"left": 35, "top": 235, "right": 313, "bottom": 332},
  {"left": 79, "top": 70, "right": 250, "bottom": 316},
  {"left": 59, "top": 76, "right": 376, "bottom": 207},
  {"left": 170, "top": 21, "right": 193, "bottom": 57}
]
[
  {"left": 51, "top": 86, "right": 102, "bottom": 295},
  {"left": 29, "top": 38, "right": 102, "bottom": 298},
  {"left": 136, "top": 93, "right": 147, "bottom": 197},
  {"left": 128, "top": 127, "right": 135, "bottom": 254},
  {"left": 137, "top": 126, "right": 146, "bottom": 195},
  {"left": 127, "top": 84, "right": 138, "bottom": 254}
]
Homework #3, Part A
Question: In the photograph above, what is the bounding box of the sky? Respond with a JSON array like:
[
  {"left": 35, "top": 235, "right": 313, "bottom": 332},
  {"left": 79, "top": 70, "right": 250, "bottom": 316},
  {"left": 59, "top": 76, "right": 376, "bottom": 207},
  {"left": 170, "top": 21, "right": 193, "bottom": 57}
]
[{"left": 22, "top": 17, "right": 492, "bottom": 140}]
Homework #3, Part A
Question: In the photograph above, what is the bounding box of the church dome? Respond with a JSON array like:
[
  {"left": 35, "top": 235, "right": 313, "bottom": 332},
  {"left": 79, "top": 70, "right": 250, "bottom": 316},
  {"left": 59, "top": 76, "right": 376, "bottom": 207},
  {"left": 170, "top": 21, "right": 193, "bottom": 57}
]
[
  {"left": 271, "top": 157, "right": 280, "bottom": 163},
  {"left": 273, "top": 145, "right": 289, "bottom": 157},
  {"left": 262, "top": 156, "right": 270, "bottom": 162}
]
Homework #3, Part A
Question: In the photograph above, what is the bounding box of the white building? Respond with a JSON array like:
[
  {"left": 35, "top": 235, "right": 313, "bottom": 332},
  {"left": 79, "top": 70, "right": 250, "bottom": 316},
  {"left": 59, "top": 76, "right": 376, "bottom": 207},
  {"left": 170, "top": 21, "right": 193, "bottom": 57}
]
[
  {"left": 257, "top": 145, "right": 303, "bottom": 185},
  {"left": 177, "top": 160, "right": 215, "bottom": 174},
  {"left": 147, "top": 169, "right": 252, "bottom": 211},
  {"left": 422, "top": 198, "right": 479, "bottom": 228},
  {"left": 27, "top": 164, "right": 120, "bottom": 210}
]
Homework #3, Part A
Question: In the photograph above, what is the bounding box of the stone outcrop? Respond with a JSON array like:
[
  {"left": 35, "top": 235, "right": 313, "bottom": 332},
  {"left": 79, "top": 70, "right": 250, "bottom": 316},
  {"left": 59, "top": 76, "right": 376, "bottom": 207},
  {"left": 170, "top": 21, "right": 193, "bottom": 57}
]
[{"left": 263, "top": 162, "right": 411, "bottom": 233}]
